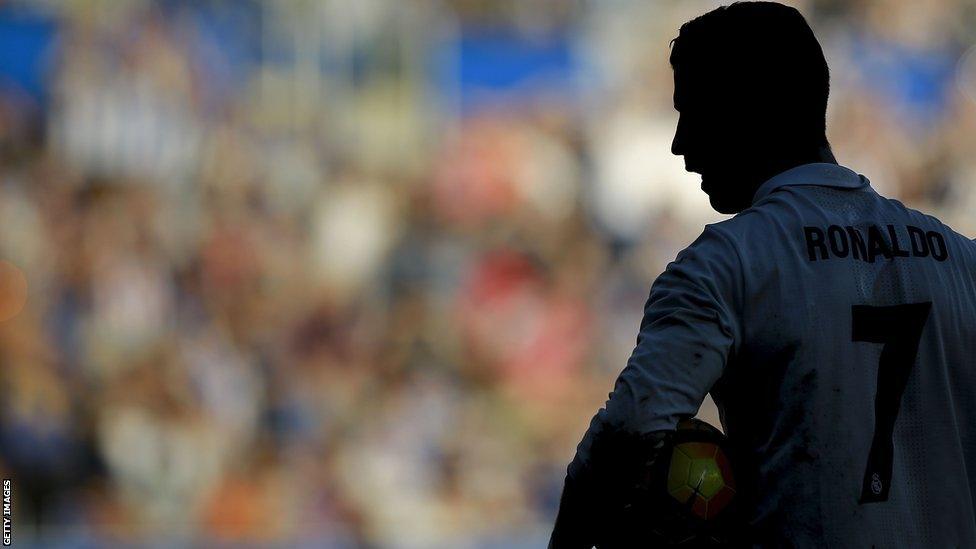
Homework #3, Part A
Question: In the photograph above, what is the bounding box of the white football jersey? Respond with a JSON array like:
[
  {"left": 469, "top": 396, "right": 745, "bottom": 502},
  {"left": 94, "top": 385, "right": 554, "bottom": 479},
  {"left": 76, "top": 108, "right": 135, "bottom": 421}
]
[{"left": 571, "top": 162, "right": 976, "bottom": 546}]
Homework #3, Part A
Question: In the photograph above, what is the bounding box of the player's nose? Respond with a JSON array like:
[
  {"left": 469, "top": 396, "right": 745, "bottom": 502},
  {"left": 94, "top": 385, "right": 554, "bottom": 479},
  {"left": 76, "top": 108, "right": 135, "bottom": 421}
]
[{"left": 671, "top": 118, "right": 687, "bottom": 157}]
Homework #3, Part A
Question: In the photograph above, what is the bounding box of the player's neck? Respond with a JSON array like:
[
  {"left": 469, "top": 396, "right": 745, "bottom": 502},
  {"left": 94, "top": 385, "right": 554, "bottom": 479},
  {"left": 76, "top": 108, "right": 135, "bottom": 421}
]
[
  {"left": 806, "top": 143, "right": 837, "bottom": 165},
  {"left": 736, "top": 144, "right": 837, "bottom": 211},
  {"left": 756, "top": 143, "right": 837, "bottom": 187},
  {"left": 771, "top": 143, "right": 836, "bottom": 173}
]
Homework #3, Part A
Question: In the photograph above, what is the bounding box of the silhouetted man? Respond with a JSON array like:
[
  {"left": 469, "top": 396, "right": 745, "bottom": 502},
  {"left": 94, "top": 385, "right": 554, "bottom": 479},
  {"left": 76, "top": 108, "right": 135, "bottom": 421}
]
[{"left": 550, "top": 2, "right": 976, "bottom": 547}]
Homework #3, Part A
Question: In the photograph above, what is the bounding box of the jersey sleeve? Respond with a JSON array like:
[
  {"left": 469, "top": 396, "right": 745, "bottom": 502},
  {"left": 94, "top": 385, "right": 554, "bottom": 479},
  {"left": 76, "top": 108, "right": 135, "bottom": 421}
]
[{"left": 567, "top": 224, "right": 744, "bottom": 480}]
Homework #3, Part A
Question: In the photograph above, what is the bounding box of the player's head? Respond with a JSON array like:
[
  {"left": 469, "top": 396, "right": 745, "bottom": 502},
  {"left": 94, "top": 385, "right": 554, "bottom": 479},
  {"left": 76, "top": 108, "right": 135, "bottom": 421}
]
[{"left": 669, "top": 1, "right": 832, "bottom": 214}]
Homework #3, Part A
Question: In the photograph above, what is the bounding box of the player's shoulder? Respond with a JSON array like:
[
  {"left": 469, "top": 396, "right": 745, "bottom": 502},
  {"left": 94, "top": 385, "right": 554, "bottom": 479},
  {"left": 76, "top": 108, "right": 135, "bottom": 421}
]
[
  {"left": 887, "top": 195, "right": 965, "bottom": 235},
  {"left": 699, "top": 197, "right": 785, "bottom": 249},
  {"left": 885, "top": 196, "right": 976, "bottom": 258},
  {"left": 673, "top": 201, "right": 781, "bottom": 266},
  {"left": 679, "top": 218, "right": 742, "bottom": 259}
]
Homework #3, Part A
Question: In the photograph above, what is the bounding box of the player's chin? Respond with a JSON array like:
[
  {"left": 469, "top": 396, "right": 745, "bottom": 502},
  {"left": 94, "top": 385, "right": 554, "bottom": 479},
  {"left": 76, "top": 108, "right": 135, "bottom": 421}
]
[
  {"left": 705, "top": 190, "right": 741, "bottom": 214},
  {"left": 703, "top": 181, "right": 748, "bottom": 214}
]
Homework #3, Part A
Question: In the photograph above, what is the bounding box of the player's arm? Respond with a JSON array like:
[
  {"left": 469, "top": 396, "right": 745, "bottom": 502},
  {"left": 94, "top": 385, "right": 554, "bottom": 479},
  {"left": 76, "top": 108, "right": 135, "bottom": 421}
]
[{"left": 549, "top": 226, "right": 743, "bottom": 548}]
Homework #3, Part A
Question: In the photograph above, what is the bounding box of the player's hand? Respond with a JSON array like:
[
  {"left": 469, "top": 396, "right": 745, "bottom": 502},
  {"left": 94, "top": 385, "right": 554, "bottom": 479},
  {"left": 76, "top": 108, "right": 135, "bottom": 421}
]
[{"left": 550, "top": 425, "right": 672, "bottom": 548}]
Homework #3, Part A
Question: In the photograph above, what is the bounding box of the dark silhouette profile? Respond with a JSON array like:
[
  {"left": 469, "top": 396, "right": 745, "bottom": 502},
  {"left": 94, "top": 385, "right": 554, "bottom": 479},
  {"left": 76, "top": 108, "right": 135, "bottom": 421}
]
[
  {"left": 551, "top": 2, "right": 976, "bottom": 548},
  {"left": 670, "top": 1, "right": 836, "bottom": 214}
]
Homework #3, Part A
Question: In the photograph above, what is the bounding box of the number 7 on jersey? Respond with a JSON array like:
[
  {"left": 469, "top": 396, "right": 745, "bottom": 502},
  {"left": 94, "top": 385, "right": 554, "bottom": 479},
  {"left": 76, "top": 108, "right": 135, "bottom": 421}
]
[{"left": 851, "top": 302, "right": 932, "bottom": 503}]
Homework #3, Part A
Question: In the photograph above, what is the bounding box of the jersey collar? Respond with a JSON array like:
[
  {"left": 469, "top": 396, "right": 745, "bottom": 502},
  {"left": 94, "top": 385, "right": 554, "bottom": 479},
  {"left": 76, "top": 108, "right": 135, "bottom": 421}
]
[{"left": 751, "top": 162, "right": 870, "bottom": 205}]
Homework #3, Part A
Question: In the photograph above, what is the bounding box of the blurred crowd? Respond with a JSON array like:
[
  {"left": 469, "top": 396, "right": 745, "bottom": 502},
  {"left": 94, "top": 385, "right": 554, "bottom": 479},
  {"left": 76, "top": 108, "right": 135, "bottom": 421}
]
[{"left": 0, "top": 0, "right": 975, "bottom": 546}]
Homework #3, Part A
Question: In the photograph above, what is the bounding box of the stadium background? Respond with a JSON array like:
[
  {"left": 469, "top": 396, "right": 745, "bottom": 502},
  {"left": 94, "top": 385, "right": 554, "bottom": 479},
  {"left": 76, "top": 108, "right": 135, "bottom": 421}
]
[{"left": 0, "top": 0, "right": 975, "bottom": 546}]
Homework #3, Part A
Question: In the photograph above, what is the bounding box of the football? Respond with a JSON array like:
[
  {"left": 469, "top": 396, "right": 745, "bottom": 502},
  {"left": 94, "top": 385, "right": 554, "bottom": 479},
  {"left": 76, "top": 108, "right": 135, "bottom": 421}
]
[
  {"left": 646, "top": 417, "right": 741, "bottom": 546},
  {"left": 666, "top": 418, "right": 737, "bottom": 522},
  {"left": 594, "top": 417, "right": 742, "bottom": 548}
]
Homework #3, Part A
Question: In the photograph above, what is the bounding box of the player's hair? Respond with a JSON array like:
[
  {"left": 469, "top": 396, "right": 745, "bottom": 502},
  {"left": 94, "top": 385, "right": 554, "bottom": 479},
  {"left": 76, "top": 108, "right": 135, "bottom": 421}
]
[{"left": 669, "top": 1, "right": 830, "bottom": 148}]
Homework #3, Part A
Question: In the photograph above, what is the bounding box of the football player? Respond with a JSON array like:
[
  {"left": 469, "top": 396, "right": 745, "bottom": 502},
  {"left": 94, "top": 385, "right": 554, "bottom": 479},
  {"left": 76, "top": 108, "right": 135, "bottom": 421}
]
[{"left": 550, "top": 2, "right": 976, "bottom": 547}]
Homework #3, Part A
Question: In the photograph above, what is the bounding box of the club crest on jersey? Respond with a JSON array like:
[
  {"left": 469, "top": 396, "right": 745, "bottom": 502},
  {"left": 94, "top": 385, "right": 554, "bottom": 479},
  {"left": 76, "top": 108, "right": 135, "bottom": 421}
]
[
  {"left": 803, "top": 224, "right": 948, "bottom": 263},
  {"left": 871, "top": 473, "right": 883, "bottom": 496}
]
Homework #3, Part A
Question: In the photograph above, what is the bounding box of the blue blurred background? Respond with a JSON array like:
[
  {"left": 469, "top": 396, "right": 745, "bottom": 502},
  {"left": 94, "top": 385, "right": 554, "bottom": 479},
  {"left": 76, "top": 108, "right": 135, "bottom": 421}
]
[{"left": 0, "top": 0, "right": 975, "bottom": 546}]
